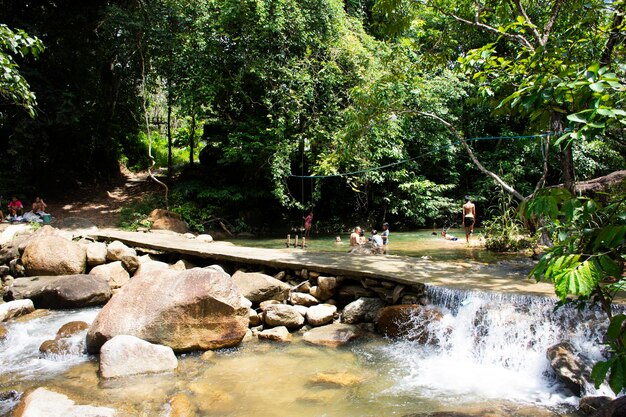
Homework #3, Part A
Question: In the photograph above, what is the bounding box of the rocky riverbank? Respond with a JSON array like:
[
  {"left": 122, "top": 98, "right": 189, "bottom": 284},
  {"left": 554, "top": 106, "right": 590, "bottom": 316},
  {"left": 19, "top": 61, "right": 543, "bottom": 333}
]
[{"left": 0, "top": 224, "right": 616, "bottom": 416}]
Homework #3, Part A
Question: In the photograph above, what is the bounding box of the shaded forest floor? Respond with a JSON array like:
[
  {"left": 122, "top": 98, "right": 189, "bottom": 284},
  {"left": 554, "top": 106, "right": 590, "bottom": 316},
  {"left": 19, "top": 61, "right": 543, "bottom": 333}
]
[{"left": 44, "top": 168, "right": 165, "bottom": 229}]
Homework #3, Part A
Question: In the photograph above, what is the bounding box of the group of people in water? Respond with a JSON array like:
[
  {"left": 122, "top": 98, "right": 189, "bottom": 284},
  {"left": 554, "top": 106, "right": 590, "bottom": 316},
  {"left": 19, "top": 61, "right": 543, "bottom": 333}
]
[
  {"left": 346, "top": 222, "right": 390, "bottom": 249},
  {"left": 0, "top": 196, "right": 50, "bottom": 224},
  {"left": 304, "top": 195, "right": 477, "bottom": 249}
]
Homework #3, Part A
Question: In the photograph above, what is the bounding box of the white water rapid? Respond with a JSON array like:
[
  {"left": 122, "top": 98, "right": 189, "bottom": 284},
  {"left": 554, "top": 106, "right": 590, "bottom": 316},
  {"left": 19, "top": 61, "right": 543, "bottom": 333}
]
[
  {"left": 0, "top": 308, "right": 100, "bottom": 414},
  {"left": 378, "top": 286, "right": 615, "bottom": 410}
]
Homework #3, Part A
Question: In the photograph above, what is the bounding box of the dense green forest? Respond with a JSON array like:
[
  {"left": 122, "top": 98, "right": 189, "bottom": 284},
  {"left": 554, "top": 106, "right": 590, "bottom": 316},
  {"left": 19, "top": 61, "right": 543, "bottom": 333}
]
[{"left": 1, "top": 0, "right": 624, "bottom": 233}]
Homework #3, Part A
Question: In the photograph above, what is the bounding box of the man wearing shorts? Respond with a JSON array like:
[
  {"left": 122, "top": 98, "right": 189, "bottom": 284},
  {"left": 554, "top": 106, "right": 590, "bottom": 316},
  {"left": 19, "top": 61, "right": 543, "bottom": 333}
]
[{"left": 462, "top": 195, "right": 476, "bottom": 243}]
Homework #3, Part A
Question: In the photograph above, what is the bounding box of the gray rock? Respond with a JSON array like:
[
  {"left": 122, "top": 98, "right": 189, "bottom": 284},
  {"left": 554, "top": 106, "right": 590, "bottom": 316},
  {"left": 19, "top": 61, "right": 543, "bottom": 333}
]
[
  {"left": 232, "top": 271, "right": 291, "bottom": 304},
  {"left": 9, "top": 275, "right": 111, "bottom": 309},
  {"left": 99, "top": 335, "right": 178, "bottom": 378},
  {"left": 342, "top": 297, "right": 386, "bottom": 324},
  {"left": 263, "top": 304, "right": 305, "bottom": 330}
]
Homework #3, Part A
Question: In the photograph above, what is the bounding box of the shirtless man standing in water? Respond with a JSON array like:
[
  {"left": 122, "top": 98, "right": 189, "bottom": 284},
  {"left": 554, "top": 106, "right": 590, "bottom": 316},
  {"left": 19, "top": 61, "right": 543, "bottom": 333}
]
[{"left": 462, "top": 195, "right": 476, "bottom": 243}]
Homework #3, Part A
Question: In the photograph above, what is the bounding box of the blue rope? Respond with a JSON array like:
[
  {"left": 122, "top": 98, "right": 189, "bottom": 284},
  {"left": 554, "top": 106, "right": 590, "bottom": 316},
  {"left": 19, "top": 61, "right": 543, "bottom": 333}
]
[{"left": 289, "top": 132, "right": 553, "bottom": 179}]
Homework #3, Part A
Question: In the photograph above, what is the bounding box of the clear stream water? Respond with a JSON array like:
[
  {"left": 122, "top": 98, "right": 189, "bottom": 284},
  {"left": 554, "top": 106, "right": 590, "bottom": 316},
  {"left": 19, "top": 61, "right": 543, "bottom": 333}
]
[{"left": 0, "top": 231, "right": 614, "bottom": 416}]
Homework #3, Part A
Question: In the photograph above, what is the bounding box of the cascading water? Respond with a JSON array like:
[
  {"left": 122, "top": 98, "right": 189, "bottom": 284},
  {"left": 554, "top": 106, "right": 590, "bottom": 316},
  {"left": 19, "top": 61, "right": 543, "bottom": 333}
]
[
  {"left": 0, "top": 287, "right": 618, "bottom": 416},
  {"left": 378, "top": 286, "right": 614, "bottom": 409},
  {"left": 0, "top": 308, "right": 100, "bottom": 415}
]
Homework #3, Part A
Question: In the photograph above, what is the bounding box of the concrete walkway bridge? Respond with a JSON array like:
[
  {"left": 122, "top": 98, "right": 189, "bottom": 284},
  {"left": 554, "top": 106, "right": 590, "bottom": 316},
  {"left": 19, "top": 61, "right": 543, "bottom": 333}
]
[{"left": 89, "top": 230, "right": 558, "bottom": 299}]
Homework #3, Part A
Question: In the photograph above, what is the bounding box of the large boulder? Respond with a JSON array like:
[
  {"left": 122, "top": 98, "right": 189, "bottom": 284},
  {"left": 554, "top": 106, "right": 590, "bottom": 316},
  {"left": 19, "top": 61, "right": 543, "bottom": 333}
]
[
  {"left": 13, "top": 387, "right": 116, "bottom": 417},
  {"left": 342, "top": 297, "right": 386, "bottom": 324},
  {"left": 86, "top": 268, "right": 249, "bottom": 353},
  {"left": 99, "top": 335, "right": 178, "bottom": 378},
  {"left": 8, "top": 275, "right": 112, "bottom": 309},
  {"left": 0, "top": 299, "right": 35, "bottom": 322},
  {"left": 231, "top": 271, "right": 291, "bottom": 304},
  {"left": 263, "top": 304, "right": 305, "bottom": 330},
  {"left": 303, "top": 323, "right": 362, "bottom": 347},
  {"left": 22, "top": 235, "right": 86, "bottom": 276},
  {"left": 89, "top": 262, "right": 130, "bottom": 289},
  {"left": 547, "top": 341, "right": 592, "bottom": 396}
]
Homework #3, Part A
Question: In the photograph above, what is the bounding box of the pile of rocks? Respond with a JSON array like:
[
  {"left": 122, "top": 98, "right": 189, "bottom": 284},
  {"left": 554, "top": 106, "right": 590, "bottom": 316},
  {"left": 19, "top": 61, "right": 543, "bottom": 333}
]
[{"left": 232, "top": 268, "right": 433, "bottom": 346}]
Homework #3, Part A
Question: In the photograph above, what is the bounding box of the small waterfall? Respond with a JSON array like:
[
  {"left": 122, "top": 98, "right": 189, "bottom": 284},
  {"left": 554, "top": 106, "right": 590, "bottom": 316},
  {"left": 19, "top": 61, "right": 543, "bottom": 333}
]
[
  {"left": 0, "top": 308, "right": 99, "bottom": 380},
  {"left": 379, "top": 286, "right": 614, "bottom": 407}
]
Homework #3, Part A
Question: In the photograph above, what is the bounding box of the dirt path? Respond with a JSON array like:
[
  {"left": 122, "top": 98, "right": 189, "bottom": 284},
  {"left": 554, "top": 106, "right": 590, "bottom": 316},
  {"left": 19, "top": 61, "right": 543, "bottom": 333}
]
[{"left": 44, "top": 170, "right": 165, "bottom": 228}]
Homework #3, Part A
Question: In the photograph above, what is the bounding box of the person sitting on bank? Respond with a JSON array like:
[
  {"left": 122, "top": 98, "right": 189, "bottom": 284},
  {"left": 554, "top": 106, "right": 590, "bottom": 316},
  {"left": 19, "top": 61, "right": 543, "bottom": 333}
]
[
  {"left": 8, "top": 196, "right": 23, "bottom": 218},
  {"left": 32, "top": 196, "right": 48, "bottom": 215},
  {"left": 441, "top": 229, "right": 459, "bottom": 241},
  {"left": 350, "top": 227, "right": 362, "bottom": 246},
  {"left": 370, "top": 229, "right": 383, "bottom": 246}
]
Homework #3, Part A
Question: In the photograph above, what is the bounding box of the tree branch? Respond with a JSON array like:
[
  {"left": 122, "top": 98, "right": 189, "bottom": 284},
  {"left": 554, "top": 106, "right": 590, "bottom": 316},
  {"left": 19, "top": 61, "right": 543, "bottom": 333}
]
[
  {"left": 510, "top": 0, "right": 543, "bottom": 45},
  {"left": 601, "top": 2, "right": 625, "bottom": 67},
  {"left": 541, "top": 0, "right": 565, "bottom": 45},
  {"left": 430, "top": 2, "right": 535, "bottom": 50},
  {"left": 418, "top": 112, "right": 526, "bottom": 202}
]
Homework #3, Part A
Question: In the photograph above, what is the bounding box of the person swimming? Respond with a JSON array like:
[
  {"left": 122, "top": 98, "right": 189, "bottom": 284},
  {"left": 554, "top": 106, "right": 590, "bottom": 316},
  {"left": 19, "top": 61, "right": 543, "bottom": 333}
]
[{"left": 441, "top": 229, "right": 458, "bottom": 241}]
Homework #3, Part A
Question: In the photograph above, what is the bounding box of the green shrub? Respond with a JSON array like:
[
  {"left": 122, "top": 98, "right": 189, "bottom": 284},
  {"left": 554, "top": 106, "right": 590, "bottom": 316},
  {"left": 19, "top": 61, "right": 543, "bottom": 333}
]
[
  {"left": 118, "top": 193, "right": 164, "bottom": 230},
  {"left": 483, "top": 190, "right": 536, "bottom": 252}
]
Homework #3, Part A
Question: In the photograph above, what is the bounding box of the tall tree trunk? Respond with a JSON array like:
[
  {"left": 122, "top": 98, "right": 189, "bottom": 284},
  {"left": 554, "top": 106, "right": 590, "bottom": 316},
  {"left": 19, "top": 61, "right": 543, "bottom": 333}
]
[
  {"left": 167, "top": 99, "right": 172, "bottom": 178},
  {"left": 551, "top": 112, "right": 575, "bottom": 194},
  {"left": 189, "top": 112, "right": 196, "bottom": 166}
]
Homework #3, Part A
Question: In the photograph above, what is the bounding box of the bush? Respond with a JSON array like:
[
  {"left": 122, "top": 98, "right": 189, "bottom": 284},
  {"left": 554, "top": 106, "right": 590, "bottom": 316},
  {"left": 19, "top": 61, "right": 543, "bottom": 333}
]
[{"left": 483, "top": 190, "right": 536, "bottom": 252}]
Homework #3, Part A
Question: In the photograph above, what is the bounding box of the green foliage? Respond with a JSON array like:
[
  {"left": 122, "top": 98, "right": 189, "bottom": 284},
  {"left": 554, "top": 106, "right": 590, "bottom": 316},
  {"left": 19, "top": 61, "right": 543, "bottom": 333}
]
[
  {"left": 525, "top": 188, "right": 626, "bottom": 392},
  {"left": 483, "top": 189, "right": 535, "bottom": 252},
  {"left": 118, "top": 194, "right": 165, "bottom": 231},
  {"left": 0, "top": 23, "right": 44, "bottom": 116},
  {"left": 592, "top": 313, "right": 626, "bottom": 395}
]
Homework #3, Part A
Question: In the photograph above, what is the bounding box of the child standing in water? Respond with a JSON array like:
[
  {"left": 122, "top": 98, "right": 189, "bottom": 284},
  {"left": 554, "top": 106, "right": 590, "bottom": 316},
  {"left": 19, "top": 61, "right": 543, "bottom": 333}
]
[
  {"left": 303, "top": 211, "right": 313, "bottom": 238},
  {"left": 381, "top": 222, "right": 390, "bottom": 246}
]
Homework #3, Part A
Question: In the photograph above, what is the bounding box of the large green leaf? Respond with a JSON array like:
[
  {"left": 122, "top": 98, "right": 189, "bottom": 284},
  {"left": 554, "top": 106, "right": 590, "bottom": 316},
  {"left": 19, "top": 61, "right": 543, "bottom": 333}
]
[
  {"left": 592, "top": 360, "right": 612, "bottom": 389},
  {"left": 609, "top": 357, "right": 626, "bottom": 395}
]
